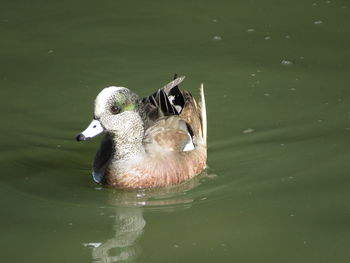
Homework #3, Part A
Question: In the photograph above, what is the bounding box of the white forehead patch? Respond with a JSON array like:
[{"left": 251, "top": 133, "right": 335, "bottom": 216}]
[{"left": 95, "top": 86, "right": 126, "bottom": 116}]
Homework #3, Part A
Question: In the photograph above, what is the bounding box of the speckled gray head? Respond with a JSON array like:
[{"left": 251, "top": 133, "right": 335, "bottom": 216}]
[{"left": 76, "top": 86, "right": 141, "bottom": 141}]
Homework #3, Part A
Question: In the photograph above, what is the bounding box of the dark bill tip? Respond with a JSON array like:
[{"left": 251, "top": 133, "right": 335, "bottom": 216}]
[{"left": 76, "top": 133, "right": 86, "bottom": 142}]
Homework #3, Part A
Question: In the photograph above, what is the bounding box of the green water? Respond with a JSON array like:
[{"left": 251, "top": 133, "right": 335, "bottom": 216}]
[{"left": 1, "top": 0, "right": 350, "bottom": 262}]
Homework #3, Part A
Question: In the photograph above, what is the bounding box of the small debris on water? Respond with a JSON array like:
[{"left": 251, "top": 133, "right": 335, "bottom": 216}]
[
  {"left": 281, "top": 60, "right": 293, "bottom": 66},
  {"left": 212, "top": 36, "right": 222, "bottom": 41},
  {"left": 313, "top": 20, "right": 323, "bottom": 25},
  {"left": 264, "top": 93, "right": 271, "bottom": 97},
  {"left": 212, "top": 19, "right": 218, "bottom": 23},
  {"left": 264, "top": 36, "right": 271, "bottom": 40},
  {"left": 174, "top": 244, "right": 179, "bottom": 248},
  {"left": 290, "top": 87, "right": 296, "bottom": 91},
  {"left": 247, "top": 28, "right": 255, "bottom": 33},
  {"left": 243, "top": 128, "right": 255, "bottom": 134},
  {"left": 47, "top": 50, "right": 54, "bottom": 54}
]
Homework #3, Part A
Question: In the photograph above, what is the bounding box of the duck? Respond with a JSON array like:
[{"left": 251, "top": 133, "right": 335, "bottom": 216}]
[{"left": 76, "top": 76, "right": 207, "bottom": 189}]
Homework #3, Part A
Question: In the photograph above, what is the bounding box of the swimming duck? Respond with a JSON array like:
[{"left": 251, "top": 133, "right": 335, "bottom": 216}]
[{"left": 76, "top": 76, "right": 207, "bottom": 188}]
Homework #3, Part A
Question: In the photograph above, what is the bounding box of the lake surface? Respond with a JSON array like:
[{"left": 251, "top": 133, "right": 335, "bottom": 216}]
[{"left": 1, "top": 0, "right": 350, "bottom": 262}]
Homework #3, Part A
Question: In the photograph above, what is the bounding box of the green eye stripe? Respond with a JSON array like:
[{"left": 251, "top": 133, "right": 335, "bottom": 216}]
[
  {"left": 123, "top": 104, "right": 136, "bottom": 111},
  {"left": 112, "top": 95, "right": 136, "bottom": 112}
]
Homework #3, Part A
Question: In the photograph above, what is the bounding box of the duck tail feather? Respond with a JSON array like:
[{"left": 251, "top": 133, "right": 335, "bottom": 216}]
[{"left": 200, "top": 83, "right": 207, "bottom": 146}]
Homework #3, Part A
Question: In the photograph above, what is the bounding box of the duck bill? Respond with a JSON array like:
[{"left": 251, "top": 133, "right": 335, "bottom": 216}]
[{"left": 76, "top": 119, "right": 104, "bottom": 141}]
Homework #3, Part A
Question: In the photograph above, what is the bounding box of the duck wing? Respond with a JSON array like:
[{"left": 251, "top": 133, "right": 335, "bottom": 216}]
[
  {"left": 143, "top": 116, "right": 193, "bottom": 153},
  {"left": 161, "top": 75, "right": 186, "bottom": 94},
  {"left": 140, "top": 75, "right": 186, "bottom": 127},
  {"left": 141, "top": 75, "right": 206, "bottom": 148}
]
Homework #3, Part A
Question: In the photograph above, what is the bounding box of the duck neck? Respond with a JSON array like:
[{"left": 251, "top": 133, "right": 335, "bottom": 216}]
[{"left": 110, "top": 124, "right": 144, "bottom": 161}]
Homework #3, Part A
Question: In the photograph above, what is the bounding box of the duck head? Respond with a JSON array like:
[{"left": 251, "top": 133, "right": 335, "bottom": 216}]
[{"left": 76, "top": 86, "right": 142, "bottom": 141}]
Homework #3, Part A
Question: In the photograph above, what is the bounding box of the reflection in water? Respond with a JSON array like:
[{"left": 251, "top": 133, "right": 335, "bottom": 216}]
[
  {"left": 91, "top": 208, "right": 145, "bottom": 263},
  {"left": 87, "top": 173, "right": 207, "bottom": 263}
]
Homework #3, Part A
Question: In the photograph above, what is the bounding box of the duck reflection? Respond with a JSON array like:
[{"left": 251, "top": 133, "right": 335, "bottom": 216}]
[
  {"left": 88, "top": 173, "right": 206, "bottom": 263},
  {"left": 91, "top": 207, "right": 145, "bottom": 263}
]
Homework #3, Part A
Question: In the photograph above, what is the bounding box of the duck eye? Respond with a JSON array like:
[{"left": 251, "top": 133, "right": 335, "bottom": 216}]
[{"left": 110, "top": 105, "right": 121, "bottom": 114}]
